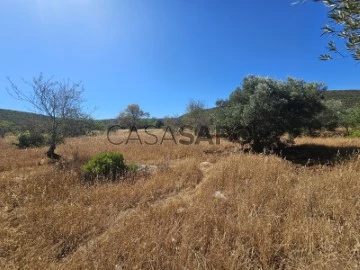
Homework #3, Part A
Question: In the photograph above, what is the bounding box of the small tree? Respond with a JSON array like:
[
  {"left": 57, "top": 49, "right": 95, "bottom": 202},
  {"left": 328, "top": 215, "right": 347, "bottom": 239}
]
[
  {"left": 316, "top": 99, "right": 344, "bottom": 130},
  {"left": 342, "top": 106, "right": 360, "bottom": 130},
  {"left": 162, "top": 115, "right": 183, "bottom": 132},
  {"left": 118, "top": 104, "right": 149, "bottom": 128},
  {"left": 7, "top": 73, "right": 89, "bottom": 158},
  {"left": 183, "top": 100, "right": 211, "bottom": 135}
]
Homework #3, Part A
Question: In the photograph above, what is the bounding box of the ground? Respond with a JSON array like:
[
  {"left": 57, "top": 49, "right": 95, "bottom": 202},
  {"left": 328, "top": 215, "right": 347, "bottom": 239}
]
[{"left": 1, "top": 131, "right": 360, "bottom": 269}]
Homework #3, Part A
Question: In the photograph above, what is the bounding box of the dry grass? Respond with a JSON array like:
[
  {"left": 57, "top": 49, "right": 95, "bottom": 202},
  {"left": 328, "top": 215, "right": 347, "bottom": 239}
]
[{"left": 1, "top": 132, "right": 360, "bottom": 269}]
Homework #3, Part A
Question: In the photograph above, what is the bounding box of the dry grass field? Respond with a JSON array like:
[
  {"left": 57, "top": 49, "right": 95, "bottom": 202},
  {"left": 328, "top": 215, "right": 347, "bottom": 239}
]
[{"left": 1, "top": 131, "right": 360, "bottom": 269}]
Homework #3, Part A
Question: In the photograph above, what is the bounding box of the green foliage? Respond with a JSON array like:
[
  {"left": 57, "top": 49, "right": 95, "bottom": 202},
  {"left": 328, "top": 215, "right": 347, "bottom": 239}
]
[
  {"left": 313, "top": 0, "right": 360, "bottom": 61},
  {"left": 324, "top": 90, "right": 360, "bottom": 108},
  {"left": 342, "top": 106, "right": 360, "bottom": 129},
  {"left": 313, "top": 92, "right": 360, "bottom": 132},
  {"left": 0, "top": 109, "right": 48, "bottom": 134},
  {"left": 118, "top": 104, "right": 150, "bottom": 128},
  {"left": 136, "top": 118, "right": 164, "bottom": 129},
  {"left": 126, "top": 163, "right": 139, "bottom": 173},
  {"left": 17, "top": 131, "right": 48, "bottom": 148},
  {"left": 0, "top": 120, "right": 16, "bottom": 137},
  {"left": 0, "top": 108, "right": 104, "bottom": 138},
  {"left": 215, "top": 75, "right": 326, "bottom": 151},
  {"left": 162, "top": 115, "right": 183, "bottom": 131},
  {"left": 60, "top": 118, "right": 99, "bottom": 137},
  {"left": 348, "top": 129, "right": 360, "bottom": 138},
  {"left": 82, "top": 152, "right": 126, "bottom": 181},
  {"left": 316, "top": 99, "right": 345, "bottom": 130},
  {"left": 147, "top": 118, "right": 164, "bottom": 129}
]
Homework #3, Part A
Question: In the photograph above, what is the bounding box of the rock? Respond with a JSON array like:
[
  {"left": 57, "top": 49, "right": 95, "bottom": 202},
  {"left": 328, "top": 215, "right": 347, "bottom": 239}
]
[
  {"left": 137, "top": 164, "right": 158, "bottom": 172},
  {"left": 214, "top": 190, "right": 226, "bottom": 200}
]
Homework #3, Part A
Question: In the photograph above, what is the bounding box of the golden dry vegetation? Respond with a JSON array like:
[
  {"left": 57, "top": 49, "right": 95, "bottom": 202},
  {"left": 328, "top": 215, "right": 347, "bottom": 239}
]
[{"left": 1, "top": 131, "right": 360, "bottom": 269}]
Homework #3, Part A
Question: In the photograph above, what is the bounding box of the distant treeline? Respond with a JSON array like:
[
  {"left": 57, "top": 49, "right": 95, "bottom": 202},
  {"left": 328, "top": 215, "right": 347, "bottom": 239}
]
[
  {"left": 1, "top": 89, "right": 360, "bottom": 138},
  {"left": 324, "top": 90, "right": 360, "bottom": 108}
]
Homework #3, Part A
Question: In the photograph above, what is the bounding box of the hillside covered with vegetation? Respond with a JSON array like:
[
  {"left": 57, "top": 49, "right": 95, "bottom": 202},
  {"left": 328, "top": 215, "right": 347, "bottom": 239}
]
[
  {"left": 1, "top": 89, "right": 360, "bottom": 139},
  {"left": 0, "top": 109, "right": 48, "bottom": 133},
  {"left": 0, "top": 109, "right": 103, "bottom": 138},
  {"left": 324, "top": 90, "right": 360, "bottom": 108}
]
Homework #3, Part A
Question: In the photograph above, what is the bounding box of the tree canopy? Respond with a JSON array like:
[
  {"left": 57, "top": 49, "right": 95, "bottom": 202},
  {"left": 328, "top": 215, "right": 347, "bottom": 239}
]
[
  {"left": 215, "top": 75, "right": 326, "bottom": 151},
  {"left": 118, "top": 104, "right": 150, "bottom": 127}
]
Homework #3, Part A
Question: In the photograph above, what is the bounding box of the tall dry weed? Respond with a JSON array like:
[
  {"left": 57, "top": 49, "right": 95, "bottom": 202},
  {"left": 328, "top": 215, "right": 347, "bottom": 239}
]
[{"left": 1, "top": 134, "right": 360, "bottom": 269}]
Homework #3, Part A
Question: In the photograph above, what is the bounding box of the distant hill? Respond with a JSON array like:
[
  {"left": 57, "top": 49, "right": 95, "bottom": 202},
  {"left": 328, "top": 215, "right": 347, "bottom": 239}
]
[
  {"left": 0, "top": 108, "right": 49, "bottom": 125},
  {"left": 0, "top": 109, "right": 49, "bottom": 134},
  {"left": 95, "top": 119, "right": 117, "bottom": 129},
  {"left": 1, "top": 90, "right": 359, "bottom": 134},
  {"left": 0, "top": 109, "right": 106, "bottom": 136},
  {"left": 0, "top": 109, "right": 118, "bottom": 128},
  {"left": 324, "top": 90, "right": 360, "bottom": 108}
]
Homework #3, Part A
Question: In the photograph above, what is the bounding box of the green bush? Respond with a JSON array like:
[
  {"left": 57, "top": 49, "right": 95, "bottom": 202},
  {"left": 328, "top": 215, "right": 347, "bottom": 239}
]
[
  {"left": 82, "top": 152, "right": 126, "bottom": 181},
  {"left": 0, "top": 120, "right": 16, "bottom": 138},
  {"left": 126, "top": 163, "right": 139, "bottom": 173},
  {"left": 17, "top": 131, "right": 48, "bottom": 148},
  {"left": 348, "top": 129, "right": 360, "bottom": 138}
]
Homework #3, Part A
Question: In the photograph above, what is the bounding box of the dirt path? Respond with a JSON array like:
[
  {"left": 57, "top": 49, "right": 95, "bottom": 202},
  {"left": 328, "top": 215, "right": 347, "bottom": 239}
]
[{"left": 68, "top": 161, "right": 215, "bottom": 260}]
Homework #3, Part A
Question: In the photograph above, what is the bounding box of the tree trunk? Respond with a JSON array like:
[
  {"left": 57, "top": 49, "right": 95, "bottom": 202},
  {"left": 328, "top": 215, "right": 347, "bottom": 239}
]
[
  {"left": 46, "top": 120, "right": 61, "bottom": 160},
  {"left": 46, "top": 143, "right": 61, "bottom": 159}
]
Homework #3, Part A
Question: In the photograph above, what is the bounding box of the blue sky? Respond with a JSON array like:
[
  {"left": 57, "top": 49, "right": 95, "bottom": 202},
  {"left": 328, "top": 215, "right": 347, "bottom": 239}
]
[{"left": 0, "top": 0, "right": 359, "bottom": 119}]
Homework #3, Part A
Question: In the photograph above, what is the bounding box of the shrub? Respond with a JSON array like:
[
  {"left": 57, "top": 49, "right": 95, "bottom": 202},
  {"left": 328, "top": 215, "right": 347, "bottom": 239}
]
[
  {"left": 17, "top": 131, "right": 48, "bottom": 148},
  {"left": 126, "top": 163, "right": 139, "bottom": 173},
  {"left": 0, "top": 120, "right": 16, "bottom": 138},
  {"left": 82, "top": 152, "right": 126, "bottom": 182},
  {"left": 348, "top": 129, "right": 360, "bottom": 138}
]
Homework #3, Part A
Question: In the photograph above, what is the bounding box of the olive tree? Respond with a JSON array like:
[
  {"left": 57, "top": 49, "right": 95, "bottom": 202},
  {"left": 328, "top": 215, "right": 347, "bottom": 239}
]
[
  {"left": 7, "top": 73, "right": 89, "bottom": 158},
  {"left": 342, "top": 106, "right": 360, "bottom": 130},
  {"left": 315, "top": 99, "right": 344, "bottom": 130},
  {"left": 215, "top": 75, "right": 326, "bottom": 151}
]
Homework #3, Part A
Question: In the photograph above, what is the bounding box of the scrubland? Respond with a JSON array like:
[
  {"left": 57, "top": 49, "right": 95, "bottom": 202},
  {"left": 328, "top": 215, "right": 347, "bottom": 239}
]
[{"left": 1, "top": 131, "right": 360, "bottom": 269}]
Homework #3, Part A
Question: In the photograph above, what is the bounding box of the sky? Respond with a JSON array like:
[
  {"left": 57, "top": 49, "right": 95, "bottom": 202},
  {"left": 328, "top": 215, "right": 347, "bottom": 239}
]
[{"left": 0, "top": 0, "right": 359, "bottom": 119}]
